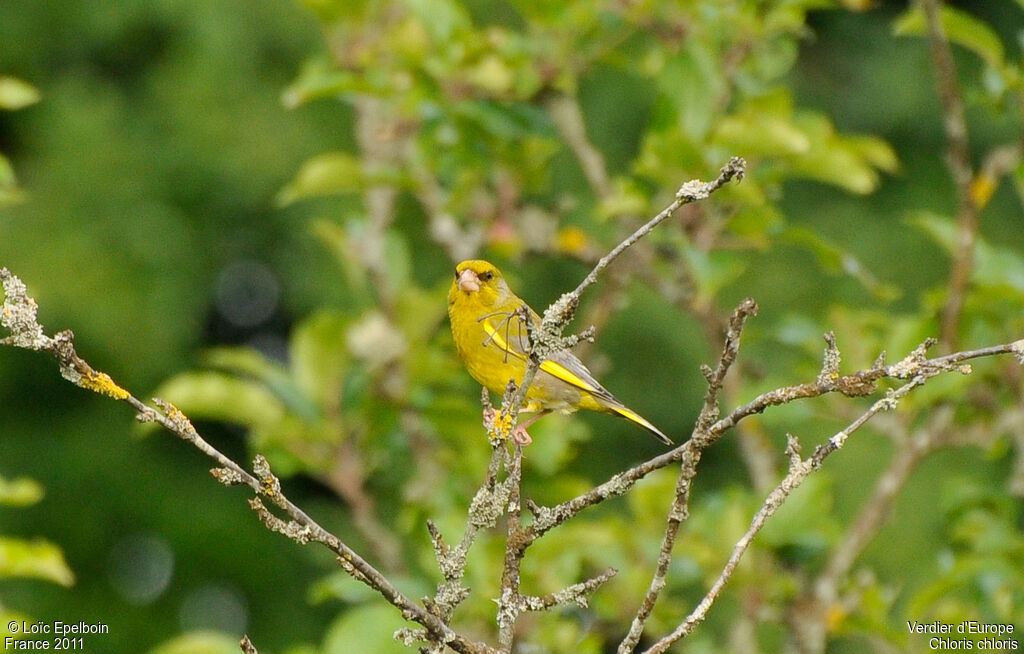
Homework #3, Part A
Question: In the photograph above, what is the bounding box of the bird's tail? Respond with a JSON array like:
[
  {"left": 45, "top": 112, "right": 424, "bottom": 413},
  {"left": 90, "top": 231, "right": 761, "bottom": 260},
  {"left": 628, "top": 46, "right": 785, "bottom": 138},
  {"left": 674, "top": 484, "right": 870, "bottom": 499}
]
[{"left": 611, "top": 405, "right": 673, "bottom": 446}]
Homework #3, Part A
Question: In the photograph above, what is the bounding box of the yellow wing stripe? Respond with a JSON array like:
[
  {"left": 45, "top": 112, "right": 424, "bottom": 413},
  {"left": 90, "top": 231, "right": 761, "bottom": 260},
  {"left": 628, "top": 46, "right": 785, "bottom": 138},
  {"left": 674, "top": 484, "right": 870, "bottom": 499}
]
[
  {"left": 480, "top": 320, "right": 600, "bottom": 394},
  {"left": 539, "top": 359, "right": 600, "bottom": 393}
]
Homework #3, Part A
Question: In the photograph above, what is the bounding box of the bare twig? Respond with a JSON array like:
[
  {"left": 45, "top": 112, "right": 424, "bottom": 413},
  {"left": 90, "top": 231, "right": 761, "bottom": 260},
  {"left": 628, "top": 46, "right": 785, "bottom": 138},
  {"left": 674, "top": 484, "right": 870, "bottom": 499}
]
[
  {"left": 515, "top": 336, "right": 1022, "bottom": 550},
  {"left": 792, "top": 411, "right": 950, "bottom": 654},
  {"left": 572, "top": 157, "right": 746, "bottom": 302},
  {"left": 497, "top": 445, "right": 526, "bottom": 652},
  {"left": 0, "top": 268, "right": 496, "bottom": 654},
  {"left": 643, "top": 373, "right": 931, "bottom": 654},
  {"left": 479, "top": 160, "right": 748, "bottom": 651},
  {"left": 239, "top": 634, "right": 259, "bottom": 654},
  {"left": 523, "top": 567, "right": 618, "bottom": 612},
  {"left": 617, "top": 298, "right": 758, "bottom": 653},
  {"left": 500, "top": 159, "right": 747, "bottom": 429},
  {"left": 637, "top": 338, "right": 1024, "bottom": 651},
  {"left": 427, "top": 442, "right": 507, "bottom": 624}
]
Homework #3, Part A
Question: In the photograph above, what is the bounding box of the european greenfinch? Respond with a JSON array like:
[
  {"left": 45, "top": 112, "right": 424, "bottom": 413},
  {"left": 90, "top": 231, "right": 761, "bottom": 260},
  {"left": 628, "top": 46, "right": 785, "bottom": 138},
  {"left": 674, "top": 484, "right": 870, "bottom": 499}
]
[{"left": 447, "top": 259, "right": 672, "bottom": 446}]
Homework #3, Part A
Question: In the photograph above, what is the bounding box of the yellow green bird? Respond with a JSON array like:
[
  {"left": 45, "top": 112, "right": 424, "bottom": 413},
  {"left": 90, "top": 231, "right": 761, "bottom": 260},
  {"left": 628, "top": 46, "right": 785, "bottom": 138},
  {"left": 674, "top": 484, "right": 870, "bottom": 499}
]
[{"left": 447, "top": 259, "right": 672, "bottom": 446}]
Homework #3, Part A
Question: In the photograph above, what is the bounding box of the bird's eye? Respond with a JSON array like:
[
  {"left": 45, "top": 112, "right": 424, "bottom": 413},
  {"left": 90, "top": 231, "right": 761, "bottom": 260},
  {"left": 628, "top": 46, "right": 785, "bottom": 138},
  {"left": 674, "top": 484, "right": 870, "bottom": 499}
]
[
  {"left": 479, "top": 271, "right": 493, "bottom": 282},
  {"left": 454, "top": 269, "right": 460, "bottom": 279}
]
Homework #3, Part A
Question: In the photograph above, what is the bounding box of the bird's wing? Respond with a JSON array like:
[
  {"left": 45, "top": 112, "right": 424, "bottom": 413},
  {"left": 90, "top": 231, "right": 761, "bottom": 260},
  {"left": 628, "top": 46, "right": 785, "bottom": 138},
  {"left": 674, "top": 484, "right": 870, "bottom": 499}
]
[
  {"left": 479, "top": 311, "right": 673, "bottom": 444},
  {"left": 477, "top": 308, "right": 531, "bottom": 360},
  {"left": 478, "top": 311, "right": 612, "bottom": 399}
]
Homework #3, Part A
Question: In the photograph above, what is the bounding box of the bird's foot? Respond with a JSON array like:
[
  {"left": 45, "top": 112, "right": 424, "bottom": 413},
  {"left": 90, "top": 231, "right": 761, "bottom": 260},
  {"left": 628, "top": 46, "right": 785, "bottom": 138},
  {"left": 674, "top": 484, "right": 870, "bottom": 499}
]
[
  {"left": 509, "top": 425, "right": 533, "bottom": 446},
  {"left": 483, "top": 406, "right": 497, "bottom": 430}
]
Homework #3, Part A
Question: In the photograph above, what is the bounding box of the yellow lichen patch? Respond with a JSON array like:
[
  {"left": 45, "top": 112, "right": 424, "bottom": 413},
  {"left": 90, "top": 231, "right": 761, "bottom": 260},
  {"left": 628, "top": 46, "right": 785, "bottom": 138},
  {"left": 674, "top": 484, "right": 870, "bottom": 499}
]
[
  {"left": 80, "top": 369, "right": 131, "bottom": 400},
  {"left": 261, "top": 478, "right": 278, "bottom": 498},
  {"left": 161, "top": 402, "right": 186, "bottom": 422},
  {"left": 488, "top": 410, "right": 514, "bottom": 442}
]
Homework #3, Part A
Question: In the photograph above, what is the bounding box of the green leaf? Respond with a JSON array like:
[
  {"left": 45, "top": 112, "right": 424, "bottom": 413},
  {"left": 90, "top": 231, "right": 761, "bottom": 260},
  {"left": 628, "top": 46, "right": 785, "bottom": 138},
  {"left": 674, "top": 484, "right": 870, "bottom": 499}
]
[
  {"left": 404, "top": 0, "right": 471, "bottom": 42},
  {"left": 309, "top": 570, "right": 382, "bottom": 605},
  {"left": 713, "top": 111, "right": 811, "bottom": 158},
  {"left": 0, "top": 153, "right": 27, "bottom": 207},
  {"left": 907, "top": 211, "right": 957, "bottom": 254},
  {"left": 788, "top": 113, "right": 893, "bottom": 195},
  {"left": 973, "top": 240, "right": 1024, "bottom": 294},
  {"left": 1011, "top": 160, "right": 1024, "bottom": 212},
  {"left": 650, "top": 40, "right": 724, "bottom": 140},
  {"left": 596, "top": 177, "right": 650, "bottom": 221},
  {"left": 203, "top": 346, "right": 287, "bottom": 380},
  {"left": 291, "top": 311, "right": 351, "bottom": 407},
  {"left": 452, "top": 100, "right": 531, "bottom": 140},
  {"left": 296, "top": 0, "right": 370, "bottom": 24},
  {"left": 276, "top": 152, "right": 365, "bottom": 206},
  {"left": 150, "top": 371, "right": 287, "bottom": 431},
  {"left": 893, "top": 6, "right": 1004, "bottom": 68},
  {"left": 148, "top": 631, "right": 244, "bottom": 654},
  {"left": 522, "top": 415, "right": 589, "bottom": 476},
  {"left": 203, "top": 347, "right": 320, "bottom": 420},
  {"left": 282, "top": 58, "right": 362, "bottom": 108},
  {"left": 844, "top": 134, "right": 900, "bottom": 174},
  {"left": 0, "top": 77, "right": 41, "bottom": 111},
  {"left": 684, "top": 246, "right": 748, "bottom": 302},
  {"left": 0, "top": 153, "right": 15, "bottom": 186},
  {"left": 322, "top": 604, "right": 412, "bottom": 654},
  {"left": 0, "top": 537, "right": 75, "bottom": 586},
  {"left": 0, "top": 476, "right": 44, "bottom": 507},
  {"left": 382, "top": 230, "right": 413, "bottom": 300}
]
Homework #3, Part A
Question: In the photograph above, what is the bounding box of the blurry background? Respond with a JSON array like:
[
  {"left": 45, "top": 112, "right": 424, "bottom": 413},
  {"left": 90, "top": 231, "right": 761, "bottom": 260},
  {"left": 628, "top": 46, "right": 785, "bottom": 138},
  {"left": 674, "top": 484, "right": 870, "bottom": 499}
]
[{"left": 1, "top": 0, "right": 1023, "bottom": 652}]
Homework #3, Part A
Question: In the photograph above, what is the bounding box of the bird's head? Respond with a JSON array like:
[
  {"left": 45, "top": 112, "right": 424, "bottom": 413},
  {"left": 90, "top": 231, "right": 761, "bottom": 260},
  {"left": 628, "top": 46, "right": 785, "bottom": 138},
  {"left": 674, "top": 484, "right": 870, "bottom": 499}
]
[{"left": 449, "top": 260, "right": 509, "bottom": 309}]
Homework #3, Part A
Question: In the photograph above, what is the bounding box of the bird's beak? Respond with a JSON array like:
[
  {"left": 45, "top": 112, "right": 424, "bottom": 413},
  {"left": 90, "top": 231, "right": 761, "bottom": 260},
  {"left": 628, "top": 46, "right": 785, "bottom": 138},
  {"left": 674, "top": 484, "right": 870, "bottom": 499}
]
[{"left": 457, "top": 268, "right": 480, "bottom": 293}]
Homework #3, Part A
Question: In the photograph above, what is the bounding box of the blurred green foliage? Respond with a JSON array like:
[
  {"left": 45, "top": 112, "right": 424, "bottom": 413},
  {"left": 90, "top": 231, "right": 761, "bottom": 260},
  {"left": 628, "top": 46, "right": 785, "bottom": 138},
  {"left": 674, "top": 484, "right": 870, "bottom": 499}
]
[
  {"left": 0, "top": 473, "right": 74, "bottom": 642},
  {"left": 2, "top": 0, "right": 1024, "bottom": 652}
]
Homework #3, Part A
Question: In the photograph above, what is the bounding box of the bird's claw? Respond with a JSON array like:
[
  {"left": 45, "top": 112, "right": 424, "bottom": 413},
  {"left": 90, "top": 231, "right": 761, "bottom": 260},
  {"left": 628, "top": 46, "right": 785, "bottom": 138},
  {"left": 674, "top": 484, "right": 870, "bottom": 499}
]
[{"left": 510, "top": 426, "right": 533, "bottom": 446}]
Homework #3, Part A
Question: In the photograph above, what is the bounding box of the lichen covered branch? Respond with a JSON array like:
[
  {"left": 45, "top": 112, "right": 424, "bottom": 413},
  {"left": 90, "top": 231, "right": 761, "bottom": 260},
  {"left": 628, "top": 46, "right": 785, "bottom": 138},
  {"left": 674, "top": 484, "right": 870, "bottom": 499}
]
[{"left": 0, "top": 267, "right": 496, "bottom": 654}]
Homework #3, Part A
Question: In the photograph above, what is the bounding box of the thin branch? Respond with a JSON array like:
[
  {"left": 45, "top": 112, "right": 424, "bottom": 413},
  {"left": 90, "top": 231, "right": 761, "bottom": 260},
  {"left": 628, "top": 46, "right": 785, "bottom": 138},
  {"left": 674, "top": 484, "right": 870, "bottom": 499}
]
[
  {"left": 572, "top": 157, "right": 746, "bottom": 302},
  {"left": 483, "top": 160, "right": 747, "bottom": 651},
  {"left": 502, "top": 159, "right": 747, "bottom": 419},
  {"left": 617, "top": 298, "right": 758, "bottom": 653},
  {"left": 496, "top": 445, "right": 526, "bottom": 652},
  {"left": 521, "top": 567, "right": 618, "bottom": 612},
  {"left": 239, "top": 634, "right": 259, "bottom": 654},
  {"left": 518, "top": 336, "right": 1024, "bottom": 555},
  {"left": 637, "top": 338, "right": 1024, "bottom": 651},
  {"left": 643, "top": 374, "right": 931, "bottom": 654},
  {"left": 427, "top": 442, "right": 507, "bottom": 624},
  {"left": 499, "top": 159, "right": 747, "bottom": 435},
  {"left": 0, "top": 268, "right": 497, "bottom": 654},
  {"left": 812, "top": 409, "right": 947, "bottom": 610}
]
